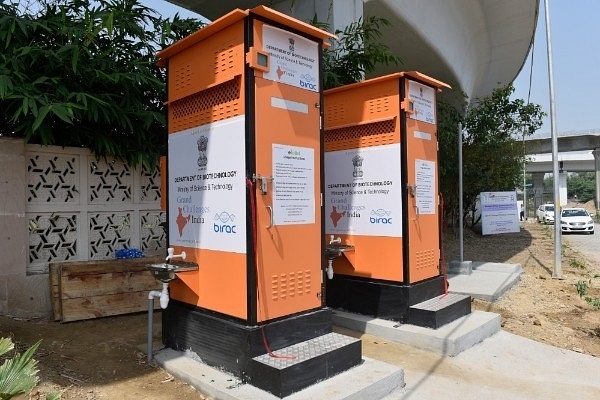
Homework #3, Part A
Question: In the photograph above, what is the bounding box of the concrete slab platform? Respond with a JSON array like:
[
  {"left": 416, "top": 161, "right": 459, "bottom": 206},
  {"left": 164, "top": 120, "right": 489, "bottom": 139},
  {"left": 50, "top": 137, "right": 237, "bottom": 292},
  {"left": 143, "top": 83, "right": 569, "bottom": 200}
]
[
  {"left": 152, "top": 348, "right": 405, "bottom": 400},
  {"left": 448, "top": 261, "right": 523, "bottom": 301},
  {"left": 145, "top": 261, "right": 600, "bottom": 400},
  {"left": 381, "top": 330, "right": 600, "bottom": 400},
  {"left": 448, "top": 260, "right": 473, "bottom": 274},
  {"left": 471, "top": 261, "right": 523, "bottom": 274},
  {"left": 332, "top": 310, "right": 500, "bottom": 356}
]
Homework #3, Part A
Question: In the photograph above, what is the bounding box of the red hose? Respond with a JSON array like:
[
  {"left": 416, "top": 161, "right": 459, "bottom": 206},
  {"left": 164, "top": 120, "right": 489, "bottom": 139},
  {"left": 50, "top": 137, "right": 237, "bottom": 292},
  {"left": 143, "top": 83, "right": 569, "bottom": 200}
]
[{"left": 246, "top": 177, "right": 295, "bottom": 360}]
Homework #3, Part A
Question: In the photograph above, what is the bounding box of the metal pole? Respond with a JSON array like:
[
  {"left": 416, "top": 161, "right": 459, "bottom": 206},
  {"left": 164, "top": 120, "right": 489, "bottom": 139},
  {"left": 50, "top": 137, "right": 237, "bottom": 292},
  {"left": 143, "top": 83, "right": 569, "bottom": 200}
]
[
  {"left": 593, "top": 149, "right": 600, "bottom": 210},
  {"left": 523, "top": 128, "right": 527, "bottom": 221},
  {"left": 523, "top": 167, "right": 527, "bottom": 221},
  {"left": 148, "top": 298, "right": 154, "bottom": 362},
  {"left": 544, "top": 0, "right": 561, "bottom": 278},
  {"left": 458, "top": 122, "right": 464, "bottom": 262}
]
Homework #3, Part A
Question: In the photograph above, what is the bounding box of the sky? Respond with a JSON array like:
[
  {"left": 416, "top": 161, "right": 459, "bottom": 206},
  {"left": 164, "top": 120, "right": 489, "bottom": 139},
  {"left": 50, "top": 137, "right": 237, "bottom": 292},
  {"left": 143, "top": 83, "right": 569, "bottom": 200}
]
[
  {"left": 151, "top": 1, "right": 599, "bottom": 137},
  {"left": 511, "top": 0, "right": 600, "bottom": 136},
  {"left": 151, "top": 1, "right": 199, "bottom": 19}
]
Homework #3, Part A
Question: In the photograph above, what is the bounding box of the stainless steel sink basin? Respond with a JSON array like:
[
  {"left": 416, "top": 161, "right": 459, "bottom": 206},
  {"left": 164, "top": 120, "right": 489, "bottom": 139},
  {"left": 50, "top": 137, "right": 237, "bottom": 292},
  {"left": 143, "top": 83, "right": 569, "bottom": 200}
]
[
  {"left": 325, "top": 244, "right": 355, "bottom": 260},
  {"left": 146, "top": 261, "right": 198, "bottom": 283}
]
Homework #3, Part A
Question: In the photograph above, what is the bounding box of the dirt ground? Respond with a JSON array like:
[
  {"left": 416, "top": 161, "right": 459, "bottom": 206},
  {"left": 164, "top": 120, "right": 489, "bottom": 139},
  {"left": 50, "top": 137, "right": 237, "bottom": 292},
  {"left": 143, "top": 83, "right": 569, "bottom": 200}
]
[
  {"left": 445, "top": 220, "right": 600, "bottom": 358},
  {"left": 1, "top": 221, "right": 600, "bottom": 399}
]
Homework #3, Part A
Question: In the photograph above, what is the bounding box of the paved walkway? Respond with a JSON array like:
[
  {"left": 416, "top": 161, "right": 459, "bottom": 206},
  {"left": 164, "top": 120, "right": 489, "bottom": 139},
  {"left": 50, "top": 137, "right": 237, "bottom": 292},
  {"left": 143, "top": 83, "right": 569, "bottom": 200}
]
[
  {"left": 153, "top": 262, "right": 600, "bottom": 399},
  {"left": 381, "top": 329, "right": 600, "bottom": 399}
]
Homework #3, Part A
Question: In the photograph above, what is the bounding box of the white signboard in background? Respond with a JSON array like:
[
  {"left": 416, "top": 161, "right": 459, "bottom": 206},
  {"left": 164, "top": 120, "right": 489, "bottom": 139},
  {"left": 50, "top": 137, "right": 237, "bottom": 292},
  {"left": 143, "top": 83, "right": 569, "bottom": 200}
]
[
  {"left": 168, "top": 116, "right": 246, "bottom": 253},
  {"left": 272, "top": 144, "right": 315, "bottom": 225},
  {"left": 480, "top": 191, "right": 520, "bottom": 235},
  {"left": 408, "top": 80, "right": 435, "bottom": 124},
  {"left": 262, "top": 24, "right": 319, "bottom": 92},
  {"left": 325, "top": 144, "right": 402, "bottom": 237}
]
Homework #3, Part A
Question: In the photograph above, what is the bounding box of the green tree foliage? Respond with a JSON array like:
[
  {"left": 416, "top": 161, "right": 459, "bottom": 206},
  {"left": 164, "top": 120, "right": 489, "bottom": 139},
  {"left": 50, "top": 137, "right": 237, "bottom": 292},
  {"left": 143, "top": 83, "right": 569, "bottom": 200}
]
[
  {"left": 2, "top": 2, "right": 397, "bottom": 166},
  {"left": 543, "top": 175, "right": 554, "bottom": 192},
  {"left": 439, "top": 85, "right": 545, "bottom": 227},
  {"left": 438, "top": 94, "right": 467, "bottom": 218},
  {"left": 318, "top": 16, "right": 401, "bottom": 89},
  {"left": 0, "top": 0, "right": 203, "bottom": 168},
  {"left": 567, "top": 172, "right": 595, "bottom": 203}
]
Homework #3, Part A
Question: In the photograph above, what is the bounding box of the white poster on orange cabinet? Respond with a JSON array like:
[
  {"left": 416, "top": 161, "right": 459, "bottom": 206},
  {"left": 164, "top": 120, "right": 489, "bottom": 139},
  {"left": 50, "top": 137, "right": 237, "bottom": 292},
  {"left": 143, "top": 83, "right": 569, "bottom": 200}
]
[
  {"left": 168, "top": 116, "right": 246, "bottom": 253},
  {"left": 262, "top": 24, "right": 319, "bottom": 92},
  {"left": 408, "top": 80, "right": 435, "bottom": 124},
  {"left": 272, "top": 144, "right": 315, "bottom": 225},
  {"left": 324, "top": 144, "right": 402, "bottom": 237}
]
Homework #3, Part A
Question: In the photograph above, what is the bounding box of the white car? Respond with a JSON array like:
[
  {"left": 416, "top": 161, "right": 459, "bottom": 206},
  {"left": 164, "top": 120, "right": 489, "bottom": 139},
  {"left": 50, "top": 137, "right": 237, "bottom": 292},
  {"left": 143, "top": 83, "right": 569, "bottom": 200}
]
[
  {"left": 536, "top": 204, "right": 555, "bottom": 224},
  {"left": 561, "top": 208, "right": 595, "bottom": 234}
]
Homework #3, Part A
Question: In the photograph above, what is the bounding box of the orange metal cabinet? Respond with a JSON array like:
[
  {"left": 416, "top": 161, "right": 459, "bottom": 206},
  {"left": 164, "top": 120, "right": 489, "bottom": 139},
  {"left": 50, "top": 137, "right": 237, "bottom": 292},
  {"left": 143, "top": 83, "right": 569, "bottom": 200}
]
[
  {"left": 156, "top": 7, "right": 334, "bottom": 324},
  {"left": 324, "top": 72, "right": 449, "bottom": 285}
]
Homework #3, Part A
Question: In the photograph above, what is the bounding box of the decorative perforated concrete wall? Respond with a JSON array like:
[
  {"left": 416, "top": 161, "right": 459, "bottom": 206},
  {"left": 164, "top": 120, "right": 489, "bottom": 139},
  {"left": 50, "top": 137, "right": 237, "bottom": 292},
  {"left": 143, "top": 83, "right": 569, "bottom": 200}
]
[{"left": 0, "top": 137, "right": 165, "bottom": 317}]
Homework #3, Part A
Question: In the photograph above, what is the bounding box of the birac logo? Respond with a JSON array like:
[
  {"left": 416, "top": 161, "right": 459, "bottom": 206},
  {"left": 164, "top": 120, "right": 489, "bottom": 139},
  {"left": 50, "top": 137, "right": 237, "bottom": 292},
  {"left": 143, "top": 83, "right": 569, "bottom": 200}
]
[
  {"left": 370, "top": 217, "right": 392, "bottom": 224},
  {"left": 300, "top": 80, "right": 317, "bottom": 90},
  {"left": 214, "top": 211, "right": 237, "bottom": 234},
  {"left": 370, "top": 209, "right": 392, "bottom": 224},
  {"left": 213, "top": 224, "right": 237, "bottom": 233}
]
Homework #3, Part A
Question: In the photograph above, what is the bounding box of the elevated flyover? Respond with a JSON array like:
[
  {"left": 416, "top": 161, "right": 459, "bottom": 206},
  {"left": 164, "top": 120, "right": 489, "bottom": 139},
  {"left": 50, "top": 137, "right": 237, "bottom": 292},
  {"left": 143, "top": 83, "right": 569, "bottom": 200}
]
[
  {"left": 524, "top": 130, "right": 600, "bottom": 208},
  {"left": 166, "top": 0, "right": 539, "bottom": 102},
  {"left": 526, "top": 129, "right": 600, "bottom": 155}
]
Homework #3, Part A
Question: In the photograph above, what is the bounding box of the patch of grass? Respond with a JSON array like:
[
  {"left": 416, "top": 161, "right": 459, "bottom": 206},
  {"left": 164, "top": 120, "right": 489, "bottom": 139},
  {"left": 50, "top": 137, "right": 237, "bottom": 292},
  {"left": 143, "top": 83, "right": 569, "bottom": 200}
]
[
  {"left": 576, "top": 279, "right": 600, "bottom": 309},
  {"left": 569, "top": 258, "right": 587, "bottom": 270},
  {"left": 576, "top": 280, "right": 589, "bottom": 297},
  {"left": 585, "top": 297, "right": 600, "bottom": 310}
]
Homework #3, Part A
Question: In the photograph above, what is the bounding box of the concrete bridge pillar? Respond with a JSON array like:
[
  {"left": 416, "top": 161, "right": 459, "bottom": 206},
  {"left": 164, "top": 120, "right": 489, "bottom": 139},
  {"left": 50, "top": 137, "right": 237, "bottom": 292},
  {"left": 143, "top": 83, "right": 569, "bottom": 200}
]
[
  {"left": 593, "top": 148, "right": 600, "bottom": 210},
  {"left": 532, "top": 172, "right": 545, "bottom": 204}
]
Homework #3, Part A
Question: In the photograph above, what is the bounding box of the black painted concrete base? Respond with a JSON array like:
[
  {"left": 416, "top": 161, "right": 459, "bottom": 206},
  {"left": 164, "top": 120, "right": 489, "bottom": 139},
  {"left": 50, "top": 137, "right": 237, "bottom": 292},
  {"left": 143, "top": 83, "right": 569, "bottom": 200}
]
[
  {"left": 249, "top": 332, "right": 362, "bottom": 397},
  {"left": 162, "top": 301, "right": 363, "bottom": 397},
  {"left": 407, "top": 293, "right": 472, "bottom": 328},
  {"left": 326, "top": 274, "right": 447, "bottom": 322}
]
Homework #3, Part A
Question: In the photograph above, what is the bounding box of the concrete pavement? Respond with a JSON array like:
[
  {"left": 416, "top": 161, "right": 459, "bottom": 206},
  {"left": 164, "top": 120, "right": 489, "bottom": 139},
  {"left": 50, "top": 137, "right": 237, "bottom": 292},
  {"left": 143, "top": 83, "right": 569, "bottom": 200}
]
[
  {"left": 447, "top": 261, "right": 523, "bottom": 302},
  {"left": 152, "top": 261, "right": 600, "bottom": 399},
  {"left": 381, "top": 329, "right": 600, "bottom": 399}
]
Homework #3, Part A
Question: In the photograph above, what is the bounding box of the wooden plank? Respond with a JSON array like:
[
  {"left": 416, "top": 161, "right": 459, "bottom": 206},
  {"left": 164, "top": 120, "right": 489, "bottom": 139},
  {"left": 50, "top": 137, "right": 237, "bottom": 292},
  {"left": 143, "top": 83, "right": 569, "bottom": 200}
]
[
  {"left": 60, "top": 270, "right": 160, "bottom": 299},
  {"left": 60, "top": 291, "right": 160, "bottom": 323},
  {"left": 49, "top": 263, "right": 62, "bottom": 321},
  {"left": 53, "top": 257, "right": 165, "bottom": 322},
  {"left": 54, "top": 257, "right": 163, "bottom": 275}
]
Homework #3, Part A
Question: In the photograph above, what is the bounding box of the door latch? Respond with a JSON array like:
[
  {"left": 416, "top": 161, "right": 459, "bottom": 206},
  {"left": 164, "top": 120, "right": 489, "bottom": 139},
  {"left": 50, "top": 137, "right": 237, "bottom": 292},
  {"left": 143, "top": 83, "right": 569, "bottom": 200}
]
[
  {"left": 252, "top": 174, "right": 274, "bottom": 195},
  {"left": 407, "top": 184, "right": 417, "bottom": 197}
]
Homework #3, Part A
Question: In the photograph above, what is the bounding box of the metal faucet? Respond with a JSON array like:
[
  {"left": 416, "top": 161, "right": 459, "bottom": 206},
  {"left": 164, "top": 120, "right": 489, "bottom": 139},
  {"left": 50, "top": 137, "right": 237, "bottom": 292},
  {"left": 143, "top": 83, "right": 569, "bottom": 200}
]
[
  {"left": 329, "top": 235, "right": 341, "bottom": 244},
  {"left": 166, "top": 247, "right": 186, "bottom": 261}
]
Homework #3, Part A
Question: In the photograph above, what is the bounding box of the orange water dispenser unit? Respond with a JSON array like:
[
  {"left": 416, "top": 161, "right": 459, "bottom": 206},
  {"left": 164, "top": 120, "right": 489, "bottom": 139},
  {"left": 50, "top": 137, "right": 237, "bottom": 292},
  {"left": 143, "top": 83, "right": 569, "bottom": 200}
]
[
  {"left": 155, "top": 7, "right": 356, "bottom": 385},
  {"left": 323, "top": 72, "right": 451, "bottom": 322}
]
